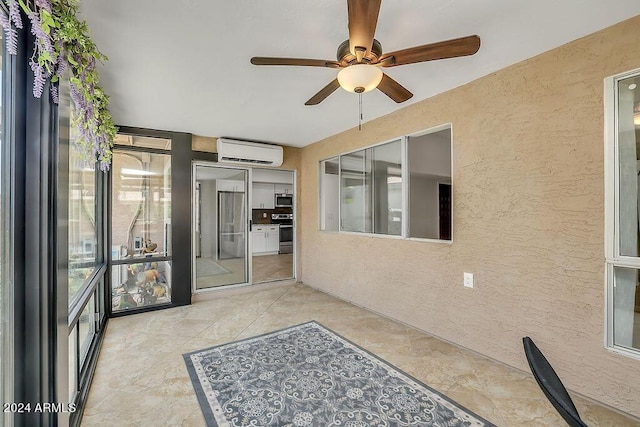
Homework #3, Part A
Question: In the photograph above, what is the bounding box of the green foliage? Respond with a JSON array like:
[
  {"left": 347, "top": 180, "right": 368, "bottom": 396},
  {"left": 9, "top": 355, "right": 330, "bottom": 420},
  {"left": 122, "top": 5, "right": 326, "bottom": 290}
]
[{"left": 17, "top": 0, "right": 117, "bottom": 170}]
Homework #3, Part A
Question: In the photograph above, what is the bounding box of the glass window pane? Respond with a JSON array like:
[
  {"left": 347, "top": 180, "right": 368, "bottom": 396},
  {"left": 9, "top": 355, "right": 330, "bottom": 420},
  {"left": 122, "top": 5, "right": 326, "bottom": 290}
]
[
  {"left": 613, "top": 266, "right": 640, "bottom": 351},
  {"left": 0, "top": 24, "right": 9, "bottom": 424},
  {"left": 340, "top": 149, "right": 372, "bottom": 233},
  {"left": 111, "top": 261, "right": 172, "bottom": 312},
  {"left": 111, "top": 150, "right": 171, "bottom": 259},
  {"left": 319, "top": 157, "right": 339, "bottom": 232},
  {"left": 617, "top": 75, "right": 640, "bottom": 257},
  {"left": 68, "top": 326, "right": 77, "bottom": 403},
  {"left": 195, "top": 166, "right": 250, "bottom": 289},
  {"left": 78, "top": 296, "right": 95, "bottom": 367},
  {"left": 68, "top": 121, "right": 97, "bottom": 303},
  {"left": 113, "top": 134, "right": 171, "bottom": 150},
  {"left": 372, "top": 140, "right": 402, "bottom": 236},
  {"left": 408, "top": 128, "right": 452, "bottom": 240}
]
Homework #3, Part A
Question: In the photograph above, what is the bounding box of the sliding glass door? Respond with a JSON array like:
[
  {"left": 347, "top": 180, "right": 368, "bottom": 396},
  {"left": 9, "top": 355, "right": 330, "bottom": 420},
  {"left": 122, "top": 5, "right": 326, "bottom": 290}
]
[{"left": 193, "top": 163, "right": 249, "bottom": 291}]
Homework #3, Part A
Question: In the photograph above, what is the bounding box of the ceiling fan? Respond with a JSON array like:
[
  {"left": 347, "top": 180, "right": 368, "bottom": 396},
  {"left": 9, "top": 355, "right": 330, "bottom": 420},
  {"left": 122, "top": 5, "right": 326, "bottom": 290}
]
[{"left": 250, "top": 0, "right": 481, "bottom": 106}]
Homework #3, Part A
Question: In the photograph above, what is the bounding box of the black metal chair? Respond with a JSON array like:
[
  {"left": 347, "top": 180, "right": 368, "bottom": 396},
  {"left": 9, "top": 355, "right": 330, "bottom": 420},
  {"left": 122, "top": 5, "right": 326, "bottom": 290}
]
[{"left": 522, "top": 337, "right": 588, "bottom": 427}]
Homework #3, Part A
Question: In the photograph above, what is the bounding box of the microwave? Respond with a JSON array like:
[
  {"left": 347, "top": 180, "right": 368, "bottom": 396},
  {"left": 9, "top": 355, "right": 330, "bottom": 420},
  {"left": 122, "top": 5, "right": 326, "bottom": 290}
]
[{"left": 275, "top": 193, "right": 293, "bottom": 207}]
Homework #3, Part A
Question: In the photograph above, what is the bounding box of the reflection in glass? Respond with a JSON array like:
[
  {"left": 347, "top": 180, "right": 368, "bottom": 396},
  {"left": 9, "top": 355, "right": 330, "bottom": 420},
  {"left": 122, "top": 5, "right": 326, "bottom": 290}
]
[
  {"left": 194, "top": 165, "right": 248, "bottom": 290},
  {"left": 111, "top": 150, "right": 171, "bottom": 259},
  {"left": 372, "top": 140, "right": 402, "bottom": 236},
  {"left": 68, "top": 123, "right": 97, "bottom": 303},
  {"left": 78, "top": 296, "right": 95, "bottom": 366},
  {"left": 338, "top": 141, "right": 402, "bottom": 235},
  {"left": 111, "top": 261, "right": 172, "bottom": 311},
  {"left": 320, "top": 157, "right": 339, "bottom": 232},
  {"left": 613, "top": 266, "right": 640, "bottom": 351},
  {"left": 617, "top": 75, "right": 640, "bottom": 257},
  {"left": 68, "top": 326, "right": 77, "bottom": 403},
  {"left": 340, "top": 150, "right": 372, "bottom": 233},
  {"left": 611, "top": 74, "right": 640, "bottom": 355},
  {"left": 407, "top": 128, "right": 452, "bottom": 240}
]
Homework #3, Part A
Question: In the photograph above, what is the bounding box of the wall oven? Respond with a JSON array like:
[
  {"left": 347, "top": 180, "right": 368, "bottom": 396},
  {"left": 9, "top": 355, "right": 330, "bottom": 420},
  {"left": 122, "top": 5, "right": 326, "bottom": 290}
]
[
  {"left": 271, "top": 213, "right": 293, "bottom": 254},
  {"left": 275, "top": 193, "right": 293, "bottom": 208}
]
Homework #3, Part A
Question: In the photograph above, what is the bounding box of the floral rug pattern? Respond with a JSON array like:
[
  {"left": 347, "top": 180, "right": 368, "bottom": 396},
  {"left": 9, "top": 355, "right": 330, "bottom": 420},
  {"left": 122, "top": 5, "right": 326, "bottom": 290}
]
[{"left": 183, "top": 321, "right": 495, "bottom": 426}]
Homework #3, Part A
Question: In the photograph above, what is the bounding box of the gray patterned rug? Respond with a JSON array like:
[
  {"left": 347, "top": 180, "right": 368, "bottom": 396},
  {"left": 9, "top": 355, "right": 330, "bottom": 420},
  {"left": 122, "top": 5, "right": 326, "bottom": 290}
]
[{"left": 183, "top": 321, "right": 495, "bottom": 426}]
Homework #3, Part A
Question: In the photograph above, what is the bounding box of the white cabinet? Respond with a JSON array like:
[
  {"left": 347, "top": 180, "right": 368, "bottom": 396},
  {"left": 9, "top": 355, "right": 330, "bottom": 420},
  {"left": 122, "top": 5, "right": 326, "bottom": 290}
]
[
  {"left": 252, "top": 183, "right": 275, "bottom": 209},
  {"left": 265, "top": 226, "right": 279, "bottom": 252},
  {"left": 274, "top": 183, "right": 293, "bottom": 194},
  {"left": 252, "top": 227, "right": 266, "bottom": 253},
  {"left": 253, "top": 169, "right": 293, "bottom": 184},
  {"left": 252, "top": 225, "right": 279, "bottom": 254},
  {"left": 217, "top": 179, "right": 244, "bottom": 192}
]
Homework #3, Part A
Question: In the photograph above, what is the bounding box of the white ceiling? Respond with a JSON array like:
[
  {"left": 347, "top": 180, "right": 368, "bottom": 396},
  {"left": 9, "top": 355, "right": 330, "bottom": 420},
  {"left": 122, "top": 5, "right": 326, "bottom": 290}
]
[{"left": 80, "top": 0, "right": 640, "bottom": 148}]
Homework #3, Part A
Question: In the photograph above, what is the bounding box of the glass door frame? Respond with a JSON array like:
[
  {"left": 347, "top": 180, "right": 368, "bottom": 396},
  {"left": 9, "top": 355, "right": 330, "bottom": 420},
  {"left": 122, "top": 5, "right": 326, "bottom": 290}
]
[
  {"left": 192, "top": 161, "right": 253, "bottom": 293},
  {"left": 107, "top": 126, "right": 192, "bottom": 317}
]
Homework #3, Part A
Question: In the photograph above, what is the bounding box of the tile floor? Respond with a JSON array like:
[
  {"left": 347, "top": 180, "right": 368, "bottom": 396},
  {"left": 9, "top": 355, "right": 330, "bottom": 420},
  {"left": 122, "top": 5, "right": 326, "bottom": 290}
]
[
  {"left": 195, "top": 254, "right": 294, "bottom": 289},
  {"left": 81, "top": 283, "right": 639, "bottom": 426}
]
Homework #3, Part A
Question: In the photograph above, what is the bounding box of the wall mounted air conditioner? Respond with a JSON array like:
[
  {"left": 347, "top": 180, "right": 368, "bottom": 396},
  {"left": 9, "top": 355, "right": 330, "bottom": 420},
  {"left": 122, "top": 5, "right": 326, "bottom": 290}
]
[{"left": 217, "top": 138, "right": 283, "bottom": 167}]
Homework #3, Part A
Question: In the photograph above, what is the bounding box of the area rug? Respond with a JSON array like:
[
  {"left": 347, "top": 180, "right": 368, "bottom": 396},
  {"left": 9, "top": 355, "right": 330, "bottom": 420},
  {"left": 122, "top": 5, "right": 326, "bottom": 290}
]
[
  {"left": 183, "top": 321, "right": 495, "bottom": 426},
  {"left": 196, "top": 258, "right": 230, "bottom": 276}
]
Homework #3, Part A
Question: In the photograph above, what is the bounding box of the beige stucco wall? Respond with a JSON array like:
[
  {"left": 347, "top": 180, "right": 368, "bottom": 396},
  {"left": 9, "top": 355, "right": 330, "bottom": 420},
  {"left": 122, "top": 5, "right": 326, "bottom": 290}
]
[{"left": 298, "top": 15, "right": 640, "bottom": 416}]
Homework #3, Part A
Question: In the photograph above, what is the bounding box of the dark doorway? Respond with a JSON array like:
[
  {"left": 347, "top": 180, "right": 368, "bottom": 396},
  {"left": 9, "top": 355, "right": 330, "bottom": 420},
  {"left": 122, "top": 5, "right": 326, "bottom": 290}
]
[{"left": 439, "top": 183, "right": 452, "bottom": 240}]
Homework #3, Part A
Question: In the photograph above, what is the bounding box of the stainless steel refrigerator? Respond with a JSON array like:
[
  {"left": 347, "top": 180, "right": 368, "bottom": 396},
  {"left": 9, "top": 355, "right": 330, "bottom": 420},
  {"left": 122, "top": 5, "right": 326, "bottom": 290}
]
[{"left": 217, "top": 191, "right": 246, "bottom": 259}]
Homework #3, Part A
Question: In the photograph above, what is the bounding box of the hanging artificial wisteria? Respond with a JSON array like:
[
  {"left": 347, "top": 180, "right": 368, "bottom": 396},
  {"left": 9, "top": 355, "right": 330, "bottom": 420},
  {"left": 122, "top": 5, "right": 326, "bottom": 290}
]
[{"left": 0, "top": 0, "right": 116, "bottom": 170}]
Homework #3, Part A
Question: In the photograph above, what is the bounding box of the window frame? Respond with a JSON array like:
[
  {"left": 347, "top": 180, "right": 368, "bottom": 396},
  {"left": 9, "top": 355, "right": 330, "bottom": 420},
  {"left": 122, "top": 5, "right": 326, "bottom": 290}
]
[
  {"left": 318, "top": 123, "right": 454, "bottom": 243},
  {"left": 1, "top": 5, "right": 16, "bottom": 426},
  {"left": 604, "top": 67, "right": 640, "bottom": 360},
  {"left": 109, "top": 142, "right": 173, "bottom": 314}
]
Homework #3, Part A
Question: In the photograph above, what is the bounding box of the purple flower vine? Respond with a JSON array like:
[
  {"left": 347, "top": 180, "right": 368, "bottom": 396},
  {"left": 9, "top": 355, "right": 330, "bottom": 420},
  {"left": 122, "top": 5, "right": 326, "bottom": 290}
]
[{"left": 0, "top": 0, "right": 117, "bottom": 171}]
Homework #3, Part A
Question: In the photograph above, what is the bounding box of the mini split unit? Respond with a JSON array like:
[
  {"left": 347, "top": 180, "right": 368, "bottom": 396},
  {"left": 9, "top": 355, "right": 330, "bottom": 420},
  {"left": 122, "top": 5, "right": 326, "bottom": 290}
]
[{"left": 216, "top": 138, "right": 283, "bottom": 167}]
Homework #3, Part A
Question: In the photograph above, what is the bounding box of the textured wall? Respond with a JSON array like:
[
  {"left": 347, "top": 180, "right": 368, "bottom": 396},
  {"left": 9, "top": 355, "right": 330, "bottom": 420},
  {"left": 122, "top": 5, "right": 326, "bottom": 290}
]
[{"left": 298, "top": 15, "right": 640, "bottom": 416}]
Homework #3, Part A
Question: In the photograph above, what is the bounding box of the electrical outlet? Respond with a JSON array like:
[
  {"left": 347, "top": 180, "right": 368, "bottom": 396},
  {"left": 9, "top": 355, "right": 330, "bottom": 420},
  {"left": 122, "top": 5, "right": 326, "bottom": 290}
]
[
  {"left": 263, "top": 212, "right": 267, "bottom": 218},
  {"left": 464, "top": 272, "right": 474, "bottom": 288}
]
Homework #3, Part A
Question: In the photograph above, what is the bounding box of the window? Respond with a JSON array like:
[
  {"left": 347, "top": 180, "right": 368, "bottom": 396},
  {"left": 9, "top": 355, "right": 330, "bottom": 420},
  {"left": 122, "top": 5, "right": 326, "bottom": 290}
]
[
  {"left": 605, "top": 68, "right": 640, "bottom": 358},
  {"left": 111, "top": 141, "right": 172, "bottom": 312},
  {"left": 319, "top": 125, "right": 452, "bottom": 241},
  {"left": 58, "top": 76, "right": 108, "bottom": 422},
  {"left": 408, "top": 128, "right": 452, "bottom": 240},
  {"left": 338, "top": 140, "right": 403, "bottom": 235},
  {"left": 319, "top": 157, "right": 339, "bottom": 231},
  {"left": 68, "top": 122, "right": 97, "bottom": 304},
  {"left": 0, "top": 20, "right": 12, "bottom": 427}
]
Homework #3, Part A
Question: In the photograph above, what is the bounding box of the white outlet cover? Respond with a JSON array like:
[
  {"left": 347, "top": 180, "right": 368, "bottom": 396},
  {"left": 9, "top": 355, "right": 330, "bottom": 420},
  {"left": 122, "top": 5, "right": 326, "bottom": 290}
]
[{"left": 464, "top": 272, "right": 474, "bottom": 288}]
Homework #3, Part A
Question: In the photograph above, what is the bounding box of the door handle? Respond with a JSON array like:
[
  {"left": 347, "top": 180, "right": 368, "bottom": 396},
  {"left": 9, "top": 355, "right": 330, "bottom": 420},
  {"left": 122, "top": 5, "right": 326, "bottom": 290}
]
[{"left": 249, "top": 220, "right": 252, "bottom": 232}]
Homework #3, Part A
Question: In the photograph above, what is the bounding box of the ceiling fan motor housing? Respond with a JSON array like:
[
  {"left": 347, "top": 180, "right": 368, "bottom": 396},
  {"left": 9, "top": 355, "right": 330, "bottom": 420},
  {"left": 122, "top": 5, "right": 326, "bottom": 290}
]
[{"left": 337, "top": 39, "right": 383, "bottom": 64}]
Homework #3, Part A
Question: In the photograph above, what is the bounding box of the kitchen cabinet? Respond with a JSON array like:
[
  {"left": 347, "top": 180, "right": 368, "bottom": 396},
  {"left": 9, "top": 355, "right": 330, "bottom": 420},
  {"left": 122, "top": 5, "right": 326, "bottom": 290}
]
[
  {"left": 252, "top": 183, "right": 275, "bottom": 209},
  {"left": 252, "top": 225, "right": 279, "bottom": 254},
  {"left": 217, "top": 179, "right": 244, "bottom": 192},
  {"left": 274, "top": 183, "right": 293, "bottom": 194}
]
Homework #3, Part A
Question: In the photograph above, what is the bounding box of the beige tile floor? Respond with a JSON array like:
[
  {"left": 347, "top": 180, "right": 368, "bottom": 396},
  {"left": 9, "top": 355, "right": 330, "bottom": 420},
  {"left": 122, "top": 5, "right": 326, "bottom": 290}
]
[{"left": 81, "top": 283, "right": 639, "bottom": 426}]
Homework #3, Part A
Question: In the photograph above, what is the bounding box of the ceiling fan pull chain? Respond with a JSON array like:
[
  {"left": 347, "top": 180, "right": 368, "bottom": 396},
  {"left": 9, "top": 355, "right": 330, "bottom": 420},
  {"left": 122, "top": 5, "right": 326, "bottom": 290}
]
[{"left": 359, "top": 92, "right": 363, "bottom": 131}]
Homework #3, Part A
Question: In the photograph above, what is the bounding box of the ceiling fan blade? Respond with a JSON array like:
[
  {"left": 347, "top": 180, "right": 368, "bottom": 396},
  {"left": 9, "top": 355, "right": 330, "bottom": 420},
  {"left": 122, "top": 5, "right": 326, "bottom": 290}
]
[
  {"left": 378, "top": 35, "right": 481, "bottom": 67},
  {"left": 251, "top": 57, "right": 341, "bottom": 68},
  {"left": 305, "top": 79, "right": 341, "bottom": 106},
  {"left": 377, "top": 73, "right": 413, "bottom": 103},
  {"left": 347, "top": 0, "right": 382, "bottom": 60}
]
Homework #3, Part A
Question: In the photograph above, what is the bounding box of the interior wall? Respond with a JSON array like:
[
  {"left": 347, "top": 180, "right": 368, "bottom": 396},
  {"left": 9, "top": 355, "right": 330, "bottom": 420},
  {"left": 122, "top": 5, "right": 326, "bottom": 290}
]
[
  {"left": 409, "top": 174, "right": 439, "bottom": 238},
  {"left": 298, "top": 15, "right": 640, "bottom": 417}
]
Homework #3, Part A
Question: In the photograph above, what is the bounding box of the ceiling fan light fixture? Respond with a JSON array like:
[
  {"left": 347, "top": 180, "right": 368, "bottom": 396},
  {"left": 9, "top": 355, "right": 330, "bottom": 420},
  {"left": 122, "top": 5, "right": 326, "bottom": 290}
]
[{"left": 337, "top": 64, "right": 383, "bottom": 93}]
